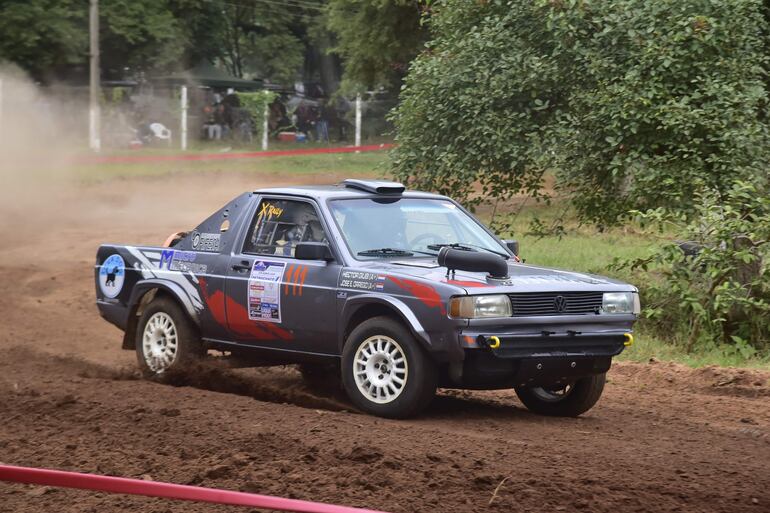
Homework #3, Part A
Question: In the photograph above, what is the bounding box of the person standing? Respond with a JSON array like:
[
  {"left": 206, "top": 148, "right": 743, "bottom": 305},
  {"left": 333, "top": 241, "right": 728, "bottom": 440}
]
[{"left": 316, "top": 100, "right": 330, "bottom": 143}]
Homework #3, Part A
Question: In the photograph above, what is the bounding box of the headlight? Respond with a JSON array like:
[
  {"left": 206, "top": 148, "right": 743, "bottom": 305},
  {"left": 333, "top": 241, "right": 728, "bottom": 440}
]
[
  {"left": 602, "top": 292, "right": 640, "bottom": 315},
  {"left": 449, "top": 295, "right": 512, "bottom": 319}
]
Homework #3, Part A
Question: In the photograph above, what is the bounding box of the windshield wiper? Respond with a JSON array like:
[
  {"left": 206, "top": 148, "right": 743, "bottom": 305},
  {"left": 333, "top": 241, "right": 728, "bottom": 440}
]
[
  {"left": 427, "top": 242, "right": 509, "bottom": 259},
  {"left": 357, "top": 248, "right": 414, "bottom": 257}
]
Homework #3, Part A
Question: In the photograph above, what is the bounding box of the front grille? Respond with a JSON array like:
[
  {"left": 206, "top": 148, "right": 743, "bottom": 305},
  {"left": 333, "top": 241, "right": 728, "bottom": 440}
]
[{"left": 509, "top": 292, "right": 603, "bottom": 316}]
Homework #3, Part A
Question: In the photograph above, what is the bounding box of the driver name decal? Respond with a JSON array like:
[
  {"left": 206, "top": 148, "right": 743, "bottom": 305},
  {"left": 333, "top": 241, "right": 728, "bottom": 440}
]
[{"left": 339, "top": 270, "right": 387, "bottom": 292}]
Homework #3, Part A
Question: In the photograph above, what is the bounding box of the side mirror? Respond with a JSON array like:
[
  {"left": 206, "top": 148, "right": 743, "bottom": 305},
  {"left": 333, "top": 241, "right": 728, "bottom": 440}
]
[
  {"left": 504, "top": 239, "right": 519, "bottom": 257},
  {"left": 295, "top": 242, "right": 334, "bottom": 261}
]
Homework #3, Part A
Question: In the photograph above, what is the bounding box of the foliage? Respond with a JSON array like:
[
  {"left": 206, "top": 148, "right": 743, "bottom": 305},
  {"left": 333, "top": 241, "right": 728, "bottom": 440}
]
[
  {"left": 0, "top": 0, "right": 87, "bottom": 81},
  {"left": 614, "top": 180, "right": 770, "bottom": 354},
  {"left": 220, "top": 2, "right": 309, "bottom": 84},
  {"left": 0, "top": 0, "right": 318, "bottom": 84},
  {"left": 237, "top": 90, "right": 278, "bottom": 139},
  {"left": 326, "top": 0, "right": 428, "bottom": 92},
  {"left": 391, "top": 0, "right": 770, "bottom": 226},
  {"left": 390, "top": 1, "right": 564, "bottom": 229},
  {"left": 549, "top": 0, "right": 770, "bottom": 224},
  {"left": 100, "top": 0, "right": 187, "bottom": 77},
  {"left": 168, "top": 0, "right": 230, "bottom": 68}
]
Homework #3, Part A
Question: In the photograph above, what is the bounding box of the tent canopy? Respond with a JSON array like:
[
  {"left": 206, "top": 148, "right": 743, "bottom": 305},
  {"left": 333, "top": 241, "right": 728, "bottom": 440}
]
[{"left": 155, "top": 62, "right": 263, "bottom": 90}]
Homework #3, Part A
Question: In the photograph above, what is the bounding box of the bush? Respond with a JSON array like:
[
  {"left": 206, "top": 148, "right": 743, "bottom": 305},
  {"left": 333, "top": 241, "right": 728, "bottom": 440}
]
[
  {"left": 616, "top": 180, "right": 770, "bottom": 356},
  {"left": 391, "top": 0, "right": 769, "bottom": 226},
  {"left": 236, "top": 91, "right": 277, "bottom": 140}
]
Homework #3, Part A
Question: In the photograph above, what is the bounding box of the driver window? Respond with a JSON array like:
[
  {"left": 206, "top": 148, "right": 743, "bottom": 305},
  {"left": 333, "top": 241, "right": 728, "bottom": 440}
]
[{"left": 243, "top": 198, "right": 328, "bottom": 257}]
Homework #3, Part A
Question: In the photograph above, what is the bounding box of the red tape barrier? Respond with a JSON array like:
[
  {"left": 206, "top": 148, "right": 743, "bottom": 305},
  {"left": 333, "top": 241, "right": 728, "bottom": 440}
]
[
  {"left": 78, "top": 144, "right": 394, "bottom": 165},
  {"left": 0, "top": 464, "right": 389, "bottom": 513}
]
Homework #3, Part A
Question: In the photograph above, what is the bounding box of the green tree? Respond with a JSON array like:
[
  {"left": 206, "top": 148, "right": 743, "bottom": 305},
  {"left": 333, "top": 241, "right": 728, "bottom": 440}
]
[
  {"left": 220, "top": 2, "right": 307, "bottom": 84},
  {"left": 100, "top": 0, "right": 187, "bottom": 77},
  {"left": 0, "top": 0, "right": 87, "bottom": 82},
  {"left": 0, "top": 0, "right": 229, "bottom": 81},
  {"left": 391, "top": 1, "right": 565, "bottom": 220},
  {"left": 550, "top": 0, "right": 769, "bottom": 224},
  {"left": 391, "top": 0, "right": 770, "bottom": 225},
  {"left": 168, "top": 0, "right": 230, "bottom": 69},
  {"left": 327, "top": 0, "right": 428, "bottom": 91}
]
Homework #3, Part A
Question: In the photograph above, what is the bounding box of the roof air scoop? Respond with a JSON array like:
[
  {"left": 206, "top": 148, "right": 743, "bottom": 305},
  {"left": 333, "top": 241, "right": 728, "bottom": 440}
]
[
  {"left": 438, "top": 247, "right": 509, "bottom": 279},
  {"left": 341, "top": 179, "right": 405, "bottom": 195}
]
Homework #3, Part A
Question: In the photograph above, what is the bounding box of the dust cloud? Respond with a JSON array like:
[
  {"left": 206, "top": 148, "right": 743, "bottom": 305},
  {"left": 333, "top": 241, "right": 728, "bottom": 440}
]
[{"left": 0, "top": 66, "right": 84, "bottom": 229}]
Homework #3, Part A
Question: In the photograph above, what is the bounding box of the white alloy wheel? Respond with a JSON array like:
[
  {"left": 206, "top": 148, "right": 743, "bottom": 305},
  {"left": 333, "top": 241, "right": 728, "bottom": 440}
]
[
  {"left": 353, "top": 335, "right": 408, "bottom": 404},
  {"left": 141, "top": 312, "right": 179, "bottom": 373}
]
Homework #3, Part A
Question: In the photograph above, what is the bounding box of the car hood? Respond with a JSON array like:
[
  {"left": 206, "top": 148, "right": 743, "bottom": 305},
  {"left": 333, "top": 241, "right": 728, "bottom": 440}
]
[{"left": 356, "top": 258, "right": 635, "bottom": 294}]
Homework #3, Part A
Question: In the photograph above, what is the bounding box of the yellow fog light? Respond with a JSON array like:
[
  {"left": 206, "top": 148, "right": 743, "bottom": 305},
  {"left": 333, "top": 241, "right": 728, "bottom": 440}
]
[{"left": 624, "top": 333, "right": 634, "bottom": 347}]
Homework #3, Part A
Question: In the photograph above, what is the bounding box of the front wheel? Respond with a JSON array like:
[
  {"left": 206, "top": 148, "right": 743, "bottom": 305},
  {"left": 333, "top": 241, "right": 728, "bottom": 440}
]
[
  {"left": 515, "top": 373, "right": 606, "bottom": 417},
  {"left": 341, "top": 316, "right": 437, "bottom": 419},
  {"left": 135, "top": 296, "right": 203, "bottom": 378}
]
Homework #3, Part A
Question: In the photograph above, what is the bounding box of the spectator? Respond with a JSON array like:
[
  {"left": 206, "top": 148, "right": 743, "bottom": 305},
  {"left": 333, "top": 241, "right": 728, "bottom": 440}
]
[
  {"left": 215, "top": 103, "right": 228, "bottom": 139},
  {"left": 202, "top": 103, "right": 222, "bottom": 140},
  {"left": 316, "top": 100, "right": 330, "bottom": 143}
]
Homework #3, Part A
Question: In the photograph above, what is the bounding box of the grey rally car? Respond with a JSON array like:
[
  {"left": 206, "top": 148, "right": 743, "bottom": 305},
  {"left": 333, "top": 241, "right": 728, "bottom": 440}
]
[{"left": 95, "top": 179, "right": 639, "bottom": 418}]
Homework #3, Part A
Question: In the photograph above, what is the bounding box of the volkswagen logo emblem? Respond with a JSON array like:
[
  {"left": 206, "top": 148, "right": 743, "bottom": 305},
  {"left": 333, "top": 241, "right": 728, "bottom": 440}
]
[{"left": 553, "top": 295, "right": 567, "bottom": 313}]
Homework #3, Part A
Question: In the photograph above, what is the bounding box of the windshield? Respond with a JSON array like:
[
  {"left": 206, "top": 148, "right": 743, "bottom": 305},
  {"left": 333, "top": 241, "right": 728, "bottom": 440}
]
[{"left": 329, "top": 197, "right": 508, "bottom": 259}]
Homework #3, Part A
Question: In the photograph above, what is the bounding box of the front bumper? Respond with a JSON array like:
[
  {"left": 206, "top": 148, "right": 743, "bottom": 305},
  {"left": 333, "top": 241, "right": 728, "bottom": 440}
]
[
  {"left": 460, "top": 314, "right": 635, "bottom": 358},
  {"left": 461, "top": 329, "right": 629, "bottom": 359},
  {"left": 443, "top": 318, "right": 634, "bottom": 389}
]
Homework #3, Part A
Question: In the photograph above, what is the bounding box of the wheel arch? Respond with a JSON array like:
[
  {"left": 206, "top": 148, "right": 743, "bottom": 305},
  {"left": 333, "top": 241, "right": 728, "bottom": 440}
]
[
  {"left": 339, "top": 295, "right": 431, "bottom": 354},
  {"left": 122, "top": 280, "right": 200, "bottom": 350}
]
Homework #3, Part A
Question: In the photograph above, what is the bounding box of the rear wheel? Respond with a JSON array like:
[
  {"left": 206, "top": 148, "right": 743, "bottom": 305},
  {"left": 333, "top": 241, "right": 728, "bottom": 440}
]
[
  {"left": 341, "top": 316, "right": 437, "bottom": 419},
  {"left": 135, "top": 297, "right": 203, "bottom": 378},
  {"left": 515, "top": 373, "right": 606, "bottom": 417}
]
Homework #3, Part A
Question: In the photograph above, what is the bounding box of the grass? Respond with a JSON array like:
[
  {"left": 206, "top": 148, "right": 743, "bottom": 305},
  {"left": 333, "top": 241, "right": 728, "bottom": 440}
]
[
  {"left": 75, "top": 150, "right": 768, "bottom": 370},
  {"left": 74, "top": 148, "right": 389, "bottom": 182},
  {"left": 618, "top": 327, "right": 770, "bottom": 369}
]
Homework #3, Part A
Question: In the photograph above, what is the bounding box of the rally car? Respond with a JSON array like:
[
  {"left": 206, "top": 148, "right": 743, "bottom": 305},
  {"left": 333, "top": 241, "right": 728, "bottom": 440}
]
[{"left": 95, "top": 179, "right": 639, "bottom": 418}]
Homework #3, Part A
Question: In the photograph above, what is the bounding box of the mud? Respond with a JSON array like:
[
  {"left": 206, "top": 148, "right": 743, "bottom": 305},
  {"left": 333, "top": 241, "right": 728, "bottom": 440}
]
[{"left": 1, "top": 170, "right": 770, "bottom": 513}]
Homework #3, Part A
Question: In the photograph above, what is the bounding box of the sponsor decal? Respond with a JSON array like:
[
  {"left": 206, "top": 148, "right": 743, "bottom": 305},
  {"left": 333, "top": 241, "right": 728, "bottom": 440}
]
[
  {"left": 99, "top": 254, "right": 125, "bottom": 299},
  {"left": 158, "top": 250, "right": 208, "bottom": 274},
  {"left": 127, "top": 247, "right": 205, "bottom": 314},
  {"left": 338, "top": 270, "right": 387, "bottom": 292},
  {"left": 248, "top": 260, "right": 286, "bottom": 323},
  {"left": 191, "top": 231, "right": 220, "bottom": 252},
  {"left": 258, "top": 202, "right": 284, "bottom": 220}
]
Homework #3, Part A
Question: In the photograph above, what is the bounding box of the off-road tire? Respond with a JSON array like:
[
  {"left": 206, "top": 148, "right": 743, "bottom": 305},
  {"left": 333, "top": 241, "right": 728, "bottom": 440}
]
[
  {"left": 341, "top": 316, "right": 437, "bottom": 419},
  {"left": 515, "top": 373, "right": 606, "bottom": 417},
  {"left": 135, "top": 297, "right": 203, "bottom": 378}
]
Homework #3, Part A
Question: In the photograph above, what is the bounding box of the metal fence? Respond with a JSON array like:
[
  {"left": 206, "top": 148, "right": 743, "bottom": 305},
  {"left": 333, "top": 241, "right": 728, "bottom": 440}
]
[{"left": 2, "top": 79, "right": 398, "bottom": 151}]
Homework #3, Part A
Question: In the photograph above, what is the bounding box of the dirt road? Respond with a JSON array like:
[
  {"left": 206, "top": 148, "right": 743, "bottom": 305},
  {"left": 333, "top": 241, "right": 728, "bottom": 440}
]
[{"left": 1, "top": 170, "right": 769, "bottom": 513}]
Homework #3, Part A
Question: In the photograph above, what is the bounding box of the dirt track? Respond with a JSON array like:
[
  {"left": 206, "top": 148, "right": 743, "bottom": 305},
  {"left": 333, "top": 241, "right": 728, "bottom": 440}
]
[{"left": 1, "top": 170, "right": 770, "bottom": 513}]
